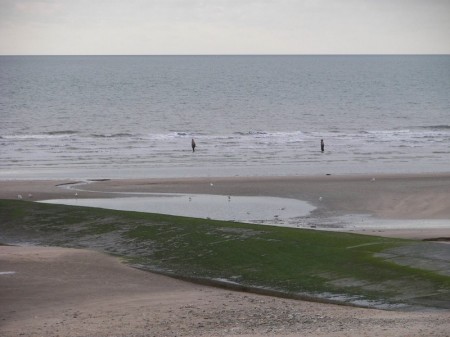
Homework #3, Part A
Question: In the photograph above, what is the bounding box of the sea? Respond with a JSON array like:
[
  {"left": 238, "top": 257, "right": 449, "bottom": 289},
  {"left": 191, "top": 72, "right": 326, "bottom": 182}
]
[{"left": 1, "top": 55, "right": 449, "bottom": 180}]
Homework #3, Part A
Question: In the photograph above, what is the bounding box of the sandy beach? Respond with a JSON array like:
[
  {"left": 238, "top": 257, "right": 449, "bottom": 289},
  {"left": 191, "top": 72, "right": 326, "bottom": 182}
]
[
  {"left": 1, "top": 245, "right": 450, "bottom": 337},
  {"left": 1, "top": 173, "right": 449, "bottom": 239},
  {"left": 1, "top": 174, "right": 450, "bottom": 336}
]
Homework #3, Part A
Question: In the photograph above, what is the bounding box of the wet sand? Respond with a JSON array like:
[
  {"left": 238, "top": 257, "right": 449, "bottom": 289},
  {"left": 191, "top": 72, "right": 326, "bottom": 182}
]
[
  {"left": 1, "top": 174, "right": 449, "bottom": 336},
  {"left": 2, "top": 173, "right": 449, "bottom": 239},
  {"left": 85, "top": 173, "right": 450, "bottom": 218}
]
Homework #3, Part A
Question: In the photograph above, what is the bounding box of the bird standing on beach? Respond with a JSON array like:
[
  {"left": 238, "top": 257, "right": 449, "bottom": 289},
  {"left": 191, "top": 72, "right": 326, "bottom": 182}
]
[{"left": 191, "top": 138, "right": 196, "bottom": 152}]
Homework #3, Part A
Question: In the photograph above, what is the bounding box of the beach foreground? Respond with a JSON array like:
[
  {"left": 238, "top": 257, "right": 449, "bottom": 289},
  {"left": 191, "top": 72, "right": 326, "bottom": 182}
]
[
  {"left": 1, "top": 174, "right": 449, "bottom": 336},
  {"left": 1, "top": 245, "right": 449, "bottom": 337}
]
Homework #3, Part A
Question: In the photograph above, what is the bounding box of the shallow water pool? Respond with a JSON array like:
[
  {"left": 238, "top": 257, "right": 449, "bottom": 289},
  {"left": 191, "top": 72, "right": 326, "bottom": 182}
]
[{"left": 40, "top": 194, "right": 315, "bottom": 224}]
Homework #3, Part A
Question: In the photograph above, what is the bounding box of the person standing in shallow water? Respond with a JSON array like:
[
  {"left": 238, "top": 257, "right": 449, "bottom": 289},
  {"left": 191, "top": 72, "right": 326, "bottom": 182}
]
[
  {"left": 321, "top": 139, "right": 325, "bottom": 152},
  {"left": 191, "top": 138, "right": 196, "bottom": 152}
]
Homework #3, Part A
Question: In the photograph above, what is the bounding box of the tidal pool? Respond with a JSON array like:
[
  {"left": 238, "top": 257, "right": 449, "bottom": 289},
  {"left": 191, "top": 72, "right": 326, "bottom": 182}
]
[{"left": 40, "top": 194, "right": 315, "bottom": 224}]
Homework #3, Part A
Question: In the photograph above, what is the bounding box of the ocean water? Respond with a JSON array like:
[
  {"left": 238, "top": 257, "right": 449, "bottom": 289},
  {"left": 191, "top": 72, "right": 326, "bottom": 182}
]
[{"left": 1, "top": 55, "right": 449, "bottom": 180}]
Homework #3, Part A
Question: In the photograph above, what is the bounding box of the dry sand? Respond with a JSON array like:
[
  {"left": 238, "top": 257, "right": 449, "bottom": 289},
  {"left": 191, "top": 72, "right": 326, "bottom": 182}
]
[
  {"left": 1, "top": 174, "right": 450, "bottom": 336},
  {"left": 1, "top": 245, "right": 449, "bottom": 337}
]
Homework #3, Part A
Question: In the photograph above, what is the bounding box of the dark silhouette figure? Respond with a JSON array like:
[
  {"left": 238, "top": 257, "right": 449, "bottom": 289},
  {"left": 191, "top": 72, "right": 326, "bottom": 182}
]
[
  {"left": 191, "top": 138, "right": 196, "bottom": 152},
  {"left": 321, "top": 139, "right": 324, "bottom": 152}
]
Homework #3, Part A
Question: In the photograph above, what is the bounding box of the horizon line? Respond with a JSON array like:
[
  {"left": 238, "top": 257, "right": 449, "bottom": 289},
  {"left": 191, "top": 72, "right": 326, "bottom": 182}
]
[{"left": 1, "top": 53, "right": 449, "bottom": 57}]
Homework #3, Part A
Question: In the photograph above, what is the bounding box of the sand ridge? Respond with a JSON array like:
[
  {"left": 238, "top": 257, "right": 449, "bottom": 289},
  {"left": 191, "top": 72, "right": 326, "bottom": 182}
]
[
  {"left": 1, "top": 245, "right": 449, "bottom": 337},
  {"left": 2, "top": 174, "right": 450, "bottom": 219},
  {"left": 3, "top": 174, "right": 448, "bottom": 239}
]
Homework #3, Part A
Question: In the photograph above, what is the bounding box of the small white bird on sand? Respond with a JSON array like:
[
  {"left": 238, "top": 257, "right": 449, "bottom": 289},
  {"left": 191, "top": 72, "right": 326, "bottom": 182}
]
[
  {"left": 17, "top": 194, "right": 22, "bottom": 200},
  {"left": 371, "top": 178, "right": 376, "bottom": 182},
  {"left": 319, "top": 196, "right": 323, "bottom": 201}
]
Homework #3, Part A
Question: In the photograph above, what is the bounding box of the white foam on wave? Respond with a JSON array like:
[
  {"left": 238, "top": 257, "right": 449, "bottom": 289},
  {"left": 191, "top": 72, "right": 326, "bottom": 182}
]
[
  {"left": 2, "top": 125, "right": 450, "bottom": 179},
  {"left": 2, "top": 133, "right": 75, "bottom": 140}
]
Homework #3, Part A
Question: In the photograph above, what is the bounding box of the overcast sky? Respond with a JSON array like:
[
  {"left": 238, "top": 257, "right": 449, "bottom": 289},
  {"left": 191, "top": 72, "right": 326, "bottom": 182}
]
[{"left": 1, "top": 0, "right": 449, "bottom": 55}]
